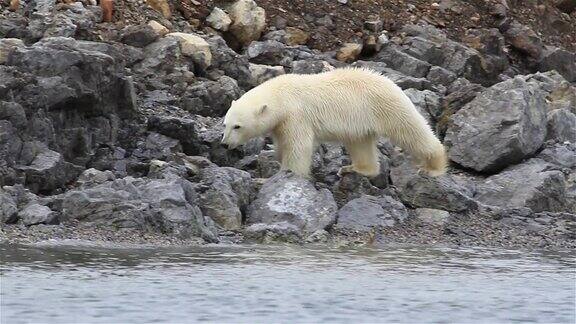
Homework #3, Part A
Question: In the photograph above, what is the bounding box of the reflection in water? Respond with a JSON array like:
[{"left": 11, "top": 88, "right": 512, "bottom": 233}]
[{"left": 1, "top": 242, "right": 575, "bottom": 323}]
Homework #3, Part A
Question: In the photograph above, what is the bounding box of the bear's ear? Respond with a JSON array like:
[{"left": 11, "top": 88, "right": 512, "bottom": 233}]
[{"left": 258, "top": 104, "right": 268, "bottom": 115}]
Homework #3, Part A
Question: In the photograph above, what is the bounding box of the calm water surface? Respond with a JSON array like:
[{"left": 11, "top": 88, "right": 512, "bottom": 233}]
[{"left": 1, "top": 242, "right": 574, "bottom": 323}]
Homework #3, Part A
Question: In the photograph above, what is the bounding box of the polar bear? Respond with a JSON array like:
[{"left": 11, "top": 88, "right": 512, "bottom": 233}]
[{"left": 221, "top": 67, "right": 447, "bottom": 177}]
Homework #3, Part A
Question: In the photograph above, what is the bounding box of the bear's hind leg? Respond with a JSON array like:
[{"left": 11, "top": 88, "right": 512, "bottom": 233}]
[{"left": 341, "top": 137, "right": 380, "bottom": 177}]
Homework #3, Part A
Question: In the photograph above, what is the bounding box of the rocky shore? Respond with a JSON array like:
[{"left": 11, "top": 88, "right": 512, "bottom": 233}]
[{"left": 1, "top": 0, "right": 574, "bottom": 249}]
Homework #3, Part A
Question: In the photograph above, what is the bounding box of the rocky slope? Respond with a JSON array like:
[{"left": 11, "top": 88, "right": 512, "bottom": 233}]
[{"left": 0, "top": 0, "right": 575, "bottom": 248}]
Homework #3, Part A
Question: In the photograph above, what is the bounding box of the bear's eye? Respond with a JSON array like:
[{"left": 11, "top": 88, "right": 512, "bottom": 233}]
[{"left": 233, "top": 125, "right": 241, "bottom": 129}]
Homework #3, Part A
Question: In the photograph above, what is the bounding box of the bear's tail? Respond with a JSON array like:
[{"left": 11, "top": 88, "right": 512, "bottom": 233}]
[{"left": 421, "top": 142, "right": 448, "bottom": 177}]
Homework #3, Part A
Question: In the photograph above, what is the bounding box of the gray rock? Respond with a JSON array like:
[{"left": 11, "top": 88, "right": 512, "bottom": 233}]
[
  {"left": 194, "top": 166, "right": 252, "bottom": 230},
  {"left": 445, "top": 76, "right": 548, "bottom": 173},
  {"left": 18, "top": 203, "right": 58, "bottom": 226},
  {"left": 246, "top": 40, "right": 294, "bottom": 67},
  {"left": 292, "top": 59, "right": 334, "bottom": 74},
  {"left": 183, "top": 76, "right": 243, "bottom": 117},
  {"left": 76, "top": 168, "right": 116, "bottom": 187},
  {"left": 538, "top": 143, "right": 576, "bottom": 169},
  {"left": 537, "top": 46, "right": 576, "bottom": 82},
  {"left": 352, "top": 61, "right": 435, "bottom": 91},
  {"left": 403, "top": 89, "right": 440, "bottom": 124},
  {"left": 206, "top": 35, "right": 254, "bottom": 89},
  {"left": 547, "top": 109, "right": 576, "bottom": 143},
  {"left": 249, "top": 63, "right": 285, "bottom": 85},
  {"left": 500, "top": 19, "right": 545, "bottom": 60},
  {"left": 120, "top": 24, "right": 159, "bottom": 47},
  {"left": 147, "top": 116, "right": 200, "bottom": 155},
  {"left": 17, "top": 145, "right": 82, "bottom": 194},
  {"left": 206, "top": 7, "right": 232, "bottom": 32},
  {"left": 227, "top": 0, "right": 266, "bottom": 47},
  {"left": 391, "top": 161, "right": 476, "bottom": 212},
  {"left": 374, "top": 44, "right": 431, "bottom": 78},
  {"left": 62, "top": 176, "right": 218, "bottom": 241},
  {"left": 0, "top": 188, "right": 18, "bottom": 224},
  {"left": 246, "top": 171, "right": 338, "bottom": 236},
  {"left": 426, "top": 66, "right": 457, "bottom": 86},
  {"left": 138, "top": 37, "right": 182, "bottom": 73},
  {"left": 335, "top": 195, "right": 408, "bottom": 232},
  {"left": 401, "top": 24, "right": 507, "bottom": 85},
  {"left": 475, "top": 158, "right": 569, "bottom": 213}
]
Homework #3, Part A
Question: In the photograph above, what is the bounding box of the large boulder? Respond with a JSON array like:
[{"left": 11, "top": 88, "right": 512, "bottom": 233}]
[
  {"left": 166, "top": 32, "right": 212, "bottom": 71},
  {"left": 182, "top": 76, "right": 243, "bottom": 117},
  {"left": 475, "top": 159, "right": 569, "bottom": 213},
  {"left": 61, "top": 176, "right": 218, "bottom": 241},
  {"left": 246, "top": 171, "right": 338, "bottom": 237},
  {"left": 18, "top": 203, "right": 58, "bottom": 226},
  {"left": 445, "top": 75, "right": 548, "bottom": 173},
  {"left": 334, "top": 195, "right": 408, "bottom": 232},
  {"left": 227, "top": 0, "right": 266, "bottom": 47},
  {"left": 390, "top": 160, "right": 477, "bottom": 212},
  {"left": 0, "top": 188, "right": 18, "bottom": 224},
  {"left": 193, "top": 165, "right": 252, "bottom": 230},
  {"left": 400, "top": 24, "right": 507, "bottom": 86}
]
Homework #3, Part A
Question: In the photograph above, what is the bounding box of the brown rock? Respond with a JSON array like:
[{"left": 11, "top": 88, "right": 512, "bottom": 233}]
[
  {"left": 146, "top": 0, "right": 171, "bottom": 19},
  {"left": 500, "top": 20, "right": 545, "bottom": 59},
  {"left": 100, "top": 0, "right": 113, "bottom": 22},
  {"left": 555, "top": 0, "right": 576, "bottom": 13},
  {"left": 228, "top": 0, "right": 266, "bottom": 47},
  {"left": 9, "top": 0, "right": 19, "bottom": 11},
  {"left": 284, "top": 27, "right": 309, "bottom": 46},
  {"left": 336, "top": 43, "right": 362, "bottom": 63}
]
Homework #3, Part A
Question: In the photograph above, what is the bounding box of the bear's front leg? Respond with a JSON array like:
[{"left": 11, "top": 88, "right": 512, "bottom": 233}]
[{"left": 277, "top": 129, "right": 315, "bottom": 177}]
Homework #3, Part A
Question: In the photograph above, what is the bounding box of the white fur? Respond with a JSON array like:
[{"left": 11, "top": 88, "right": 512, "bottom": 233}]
[{"left": 222, "top": 67, "right": 447, "bottom": 177}]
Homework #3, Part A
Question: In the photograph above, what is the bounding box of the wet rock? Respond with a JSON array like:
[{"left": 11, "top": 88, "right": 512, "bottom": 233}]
[
  {"left": 167, "top": 32, "right": 212, "bottom": 71},
  {"left": 147, "top": 116, "right": 200, "bottom": 155},
  {"left": 0, "top": 38, "right": 24, "bottom": 64},
  {"left": 206, "top": 7, "right": 232, "bottom": 32},
  {"left": 537, "top": 47, "right": 576, "bottom": 82},
  {"left": 547, "top": 109, "right": 576, "bottom": 143},
  {"left": 62, "top": 176, "right": 218, "bottom": 241},
  {"left": 244, "top": 222, "right": 302, "bottom": 243},
  {"left": 193, "top": 165, "right": 252, "bottom": 230},
  {"left": 18, "top": 203, "right": 58, "bottom": 226},
  {"left": 445, "top": 76, "right": 548, "bottom": 173},
  {"left": 475, "top": 159, "right": 569, "bottom": 213},
  {"left": 336, "top": 43, "right": 362, "bottom": 63},
  {"left": 391, "top": 161, "right": 476, "bottom": 212},
  {"left": 76, "top": 168, "right": 116, "bottom": 187},
  {"left": 0, "top": 188, "right": 18, "bottom": 224},
  {"left": 335, "top": 195, "right": 408, "bottom": 232},
  {"left": 414, "top": 208, "right": 450, "bottom": 226},
  {"left": 249, "top": 63, "right": 285, "bottom": 85},
  {"left": 120, "top": 24, "right": 159, "bottom": 48},
  {"left": 246, "top": 171, "right": 338, "bottom": 236},
  {"left": 182, "top": 75, "right": 242, "bottom": 117},
  {"left": 292, "top": 59, "right": 334, "bottom": 74},
  {"left": 500, "top": 20, "right": 545, "bottom": 59},
  {"left": 246, "top": 40, "right": 294, "bottom": 67},
  {"left": 227, "top": 0, "right": 266, "bottom": 47}
]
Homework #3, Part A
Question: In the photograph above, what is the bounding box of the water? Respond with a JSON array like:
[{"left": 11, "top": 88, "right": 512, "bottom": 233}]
[{"left": 1, "top": 242, "right": 574, "bottom": 324}]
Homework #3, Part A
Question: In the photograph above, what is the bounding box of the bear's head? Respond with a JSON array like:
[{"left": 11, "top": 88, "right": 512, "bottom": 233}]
[{"left": 221, "top": 95, "right": 279, "bottom": 149}]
